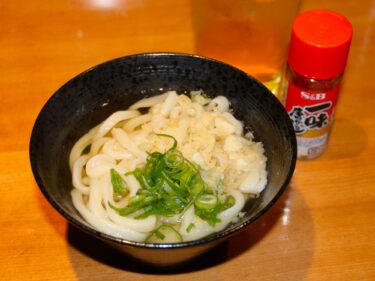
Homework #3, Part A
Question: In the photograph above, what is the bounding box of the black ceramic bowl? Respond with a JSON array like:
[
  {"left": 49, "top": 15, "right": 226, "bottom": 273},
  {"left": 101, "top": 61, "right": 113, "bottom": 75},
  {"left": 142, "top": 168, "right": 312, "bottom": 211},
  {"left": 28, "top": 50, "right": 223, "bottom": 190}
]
[{"left": 30, "top": 53, "right": 296, "bottom": 267}]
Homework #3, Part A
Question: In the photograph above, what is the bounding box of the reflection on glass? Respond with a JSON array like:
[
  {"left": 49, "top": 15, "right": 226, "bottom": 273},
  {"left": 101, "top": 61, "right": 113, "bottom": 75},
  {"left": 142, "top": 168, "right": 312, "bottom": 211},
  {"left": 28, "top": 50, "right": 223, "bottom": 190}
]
[
  {"left": 85, "top": 0, "right": 145, "bottom": 10},
  {"left": 281, "top": 196, "right": 291, "bottom": 226}
]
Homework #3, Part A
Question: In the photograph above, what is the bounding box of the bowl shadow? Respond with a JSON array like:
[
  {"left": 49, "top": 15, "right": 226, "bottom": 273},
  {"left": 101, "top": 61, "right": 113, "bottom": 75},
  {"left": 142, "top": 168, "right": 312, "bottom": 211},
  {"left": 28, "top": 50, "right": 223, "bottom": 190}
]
[{"left": 325, "top": 118, "right": 368, "bottom": 159}]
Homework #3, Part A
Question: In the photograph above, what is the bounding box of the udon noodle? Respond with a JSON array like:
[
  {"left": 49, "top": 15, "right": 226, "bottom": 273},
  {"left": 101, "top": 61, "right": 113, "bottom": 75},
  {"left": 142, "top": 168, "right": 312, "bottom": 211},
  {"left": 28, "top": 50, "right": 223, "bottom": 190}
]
[{"left": 70, "top": 91, "right": 267, "bottom": 243}]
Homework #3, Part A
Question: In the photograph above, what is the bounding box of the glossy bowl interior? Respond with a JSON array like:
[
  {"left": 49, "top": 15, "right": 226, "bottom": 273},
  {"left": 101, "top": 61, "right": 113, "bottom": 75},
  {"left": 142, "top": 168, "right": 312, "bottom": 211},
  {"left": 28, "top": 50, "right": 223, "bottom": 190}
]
[{"left": 30, "top": 53, "right": 296, "bottom": 267}]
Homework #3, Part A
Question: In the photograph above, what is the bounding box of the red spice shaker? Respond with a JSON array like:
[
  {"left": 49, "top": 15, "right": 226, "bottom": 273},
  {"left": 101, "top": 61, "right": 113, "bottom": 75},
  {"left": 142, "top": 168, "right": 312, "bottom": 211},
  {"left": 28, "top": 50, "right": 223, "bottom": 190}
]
[{"left": 283, "top": 10, "right": 353, "bottom": 159}]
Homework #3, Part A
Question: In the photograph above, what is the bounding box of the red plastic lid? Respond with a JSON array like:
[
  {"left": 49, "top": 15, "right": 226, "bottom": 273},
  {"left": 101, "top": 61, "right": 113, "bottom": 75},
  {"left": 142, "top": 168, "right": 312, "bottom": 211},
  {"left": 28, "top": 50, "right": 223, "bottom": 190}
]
[{"left": 288, "top": 10, "right": 353, "bottom": 80}]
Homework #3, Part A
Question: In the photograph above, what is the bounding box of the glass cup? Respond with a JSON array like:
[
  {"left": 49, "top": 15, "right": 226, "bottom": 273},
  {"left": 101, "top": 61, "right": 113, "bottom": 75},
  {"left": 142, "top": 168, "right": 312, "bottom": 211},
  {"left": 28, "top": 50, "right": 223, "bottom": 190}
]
[{"left": 193, "top": 0, "right": 300, "bottom": 97}]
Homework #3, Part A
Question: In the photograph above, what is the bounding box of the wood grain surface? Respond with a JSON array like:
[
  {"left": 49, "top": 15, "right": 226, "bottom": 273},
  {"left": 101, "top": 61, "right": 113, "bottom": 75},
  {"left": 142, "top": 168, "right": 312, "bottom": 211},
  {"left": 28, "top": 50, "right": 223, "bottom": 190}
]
[{"left": 1, "top": 0, "right": 374, "bottom": 280}]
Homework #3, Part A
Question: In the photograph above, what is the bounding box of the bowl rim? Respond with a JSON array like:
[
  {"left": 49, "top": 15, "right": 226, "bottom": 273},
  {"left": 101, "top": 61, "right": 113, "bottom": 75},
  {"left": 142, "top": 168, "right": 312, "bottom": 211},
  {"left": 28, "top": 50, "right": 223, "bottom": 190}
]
[{"left": 29, "top": 52, "right": 297, "bottom": 250}]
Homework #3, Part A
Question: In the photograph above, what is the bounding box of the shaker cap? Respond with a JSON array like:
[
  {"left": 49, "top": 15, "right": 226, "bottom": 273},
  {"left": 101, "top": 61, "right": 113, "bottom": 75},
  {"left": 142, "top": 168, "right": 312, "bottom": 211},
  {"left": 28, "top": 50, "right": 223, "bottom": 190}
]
[{"left": 288, "top": 10, "right": 353, "bottom": 80}]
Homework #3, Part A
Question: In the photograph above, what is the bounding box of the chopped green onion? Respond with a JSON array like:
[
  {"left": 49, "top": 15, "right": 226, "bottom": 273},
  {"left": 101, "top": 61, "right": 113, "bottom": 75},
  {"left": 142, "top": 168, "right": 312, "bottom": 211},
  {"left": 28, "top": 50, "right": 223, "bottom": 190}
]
[
  {"left": 186, "top": 223, "right": 195, "bottom": 233},
  {"left": 154, "top": 229, "right": 165, "bottom": 240},
  {"left": 195, "top": 194, "right": 218, "bottom": 209},
  {"left": 222, "top": 195, "right": 235, "bottom": 210},
  {"left": 110, "top": 168, "right": 128, "bottom": 201},
  {"left": 164, "top": 149, "right": 184, "bottom": 170},
  {"left": 109, "top": 134, "right": 236, "bottom": 227},
  {"left": 194, "top": 194, "right": 235, "bottom": 226},
  {"left": 188, "top": 174, "right": 205, "bottom": 195},
  {"left": 156, "top": 133, "right": 177, "bottom": 150},
  {"left": 145, "top": 225, "right": 182, "bottom": 243},
  {"left": 108, "top": 194, "right": 156, "bottom": 216}
]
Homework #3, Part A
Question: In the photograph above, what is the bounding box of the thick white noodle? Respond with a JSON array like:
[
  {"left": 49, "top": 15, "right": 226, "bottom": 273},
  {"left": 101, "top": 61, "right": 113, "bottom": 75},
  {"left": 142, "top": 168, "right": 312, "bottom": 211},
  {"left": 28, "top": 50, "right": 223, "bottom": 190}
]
[
  {"left": 88, "top": 177, "right": 108, "bottom": 219},
  {"left": 94, "top": 110, "right": 140, "bottom": 140},
  {"left": 160, "top": 91, "right": 178, "bottom": 117},
  {"left": 129, "top": 92, "right": 169, "bottom": 110},
  {"left": 169, "top": 106, "right": 182, "bottom": 119},
  {"left": 69, "top": 125, "right": 99, "bottom": 169},
  {"left": 192, "top": 102, "right": 204, "bottom": 118},
  {"left": 151, "top": 113, "right": 167, "bottom": 132},
  {"left": 72, "top": 155, "right": 90, "bottom": 194},
  {"left": 71, "top": 189, "right": 147, "bottom": 241},
  {"left": 89, "top": 137, "right": 111, "bottom": 158},
  {"left": 118, "top": 158, "right": 143, "bottom": 172},
  {"left": 122, "top": 113, "right": 152, "bottom": 132},
  {"left": 111, "top": 128, "right": 147, "bottom": 160},
  {"left": 102, "top": 139, "right": 133, "bottom": 160},
  {"left": 175, "top": 118, "right": 189, "bottom": 144},
  {"left": 85, "top": 154, "right": 116, "bottom": 178},
  {"left": 123, "top": 174, "right": 142, "bottom": 197}
]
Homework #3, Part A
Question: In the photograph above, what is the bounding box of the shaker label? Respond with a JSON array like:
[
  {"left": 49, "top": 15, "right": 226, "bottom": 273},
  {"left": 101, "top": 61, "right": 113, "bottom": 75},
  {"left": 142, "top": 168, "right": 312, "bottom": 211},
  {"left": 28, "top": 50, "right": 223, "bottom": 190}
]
[
  {"left": 285, "top": 83, "right": 339, "bottom": 137},
  {"left": 300, "top": 91, "right": 327, "bottom": 100}
]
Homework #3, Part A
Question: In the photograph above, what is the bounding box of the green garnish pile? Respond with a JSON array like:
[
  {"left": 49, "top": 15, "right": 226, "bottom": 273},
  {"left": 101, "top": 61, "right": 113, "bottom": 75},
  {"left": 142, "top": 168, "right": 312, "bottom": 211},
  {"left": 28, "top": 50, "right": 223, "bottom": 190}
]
[{"left": 108, "top": 134, "right": 235, "bottom": 228}]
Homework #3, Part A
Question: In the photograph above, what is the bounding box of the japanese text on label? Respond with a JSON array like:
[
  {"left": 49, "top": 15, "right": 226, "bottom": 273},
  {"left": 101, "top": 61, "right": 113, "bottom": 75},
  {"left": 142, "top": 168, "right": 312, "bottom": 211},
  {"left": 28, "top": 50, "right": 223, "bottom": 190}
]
[{"left": 288, "top": 101, "right": 332, "bottom": 135}]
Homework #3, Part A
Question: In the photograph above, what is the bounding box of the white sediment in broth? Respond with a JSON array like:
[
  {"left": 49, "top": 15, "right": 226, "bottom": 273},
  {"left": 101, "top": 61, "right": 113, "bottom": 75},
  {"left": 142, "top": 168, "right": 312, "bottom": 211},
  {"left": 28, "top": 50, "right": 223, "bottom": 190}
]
[{"left": 70, "top": 91, "right": 268, "bottom": 243}]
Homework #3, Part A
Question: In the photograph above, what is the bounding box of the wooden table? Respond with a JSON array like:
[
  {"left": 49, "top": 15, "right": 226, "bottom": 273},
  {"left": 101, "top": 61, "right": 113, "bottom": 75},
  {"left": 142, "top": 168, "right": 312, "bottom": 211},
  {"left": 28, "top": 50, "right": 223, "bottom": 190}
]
[{"left": 1, "top": 0, "right": 374, "bottom": 280}]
